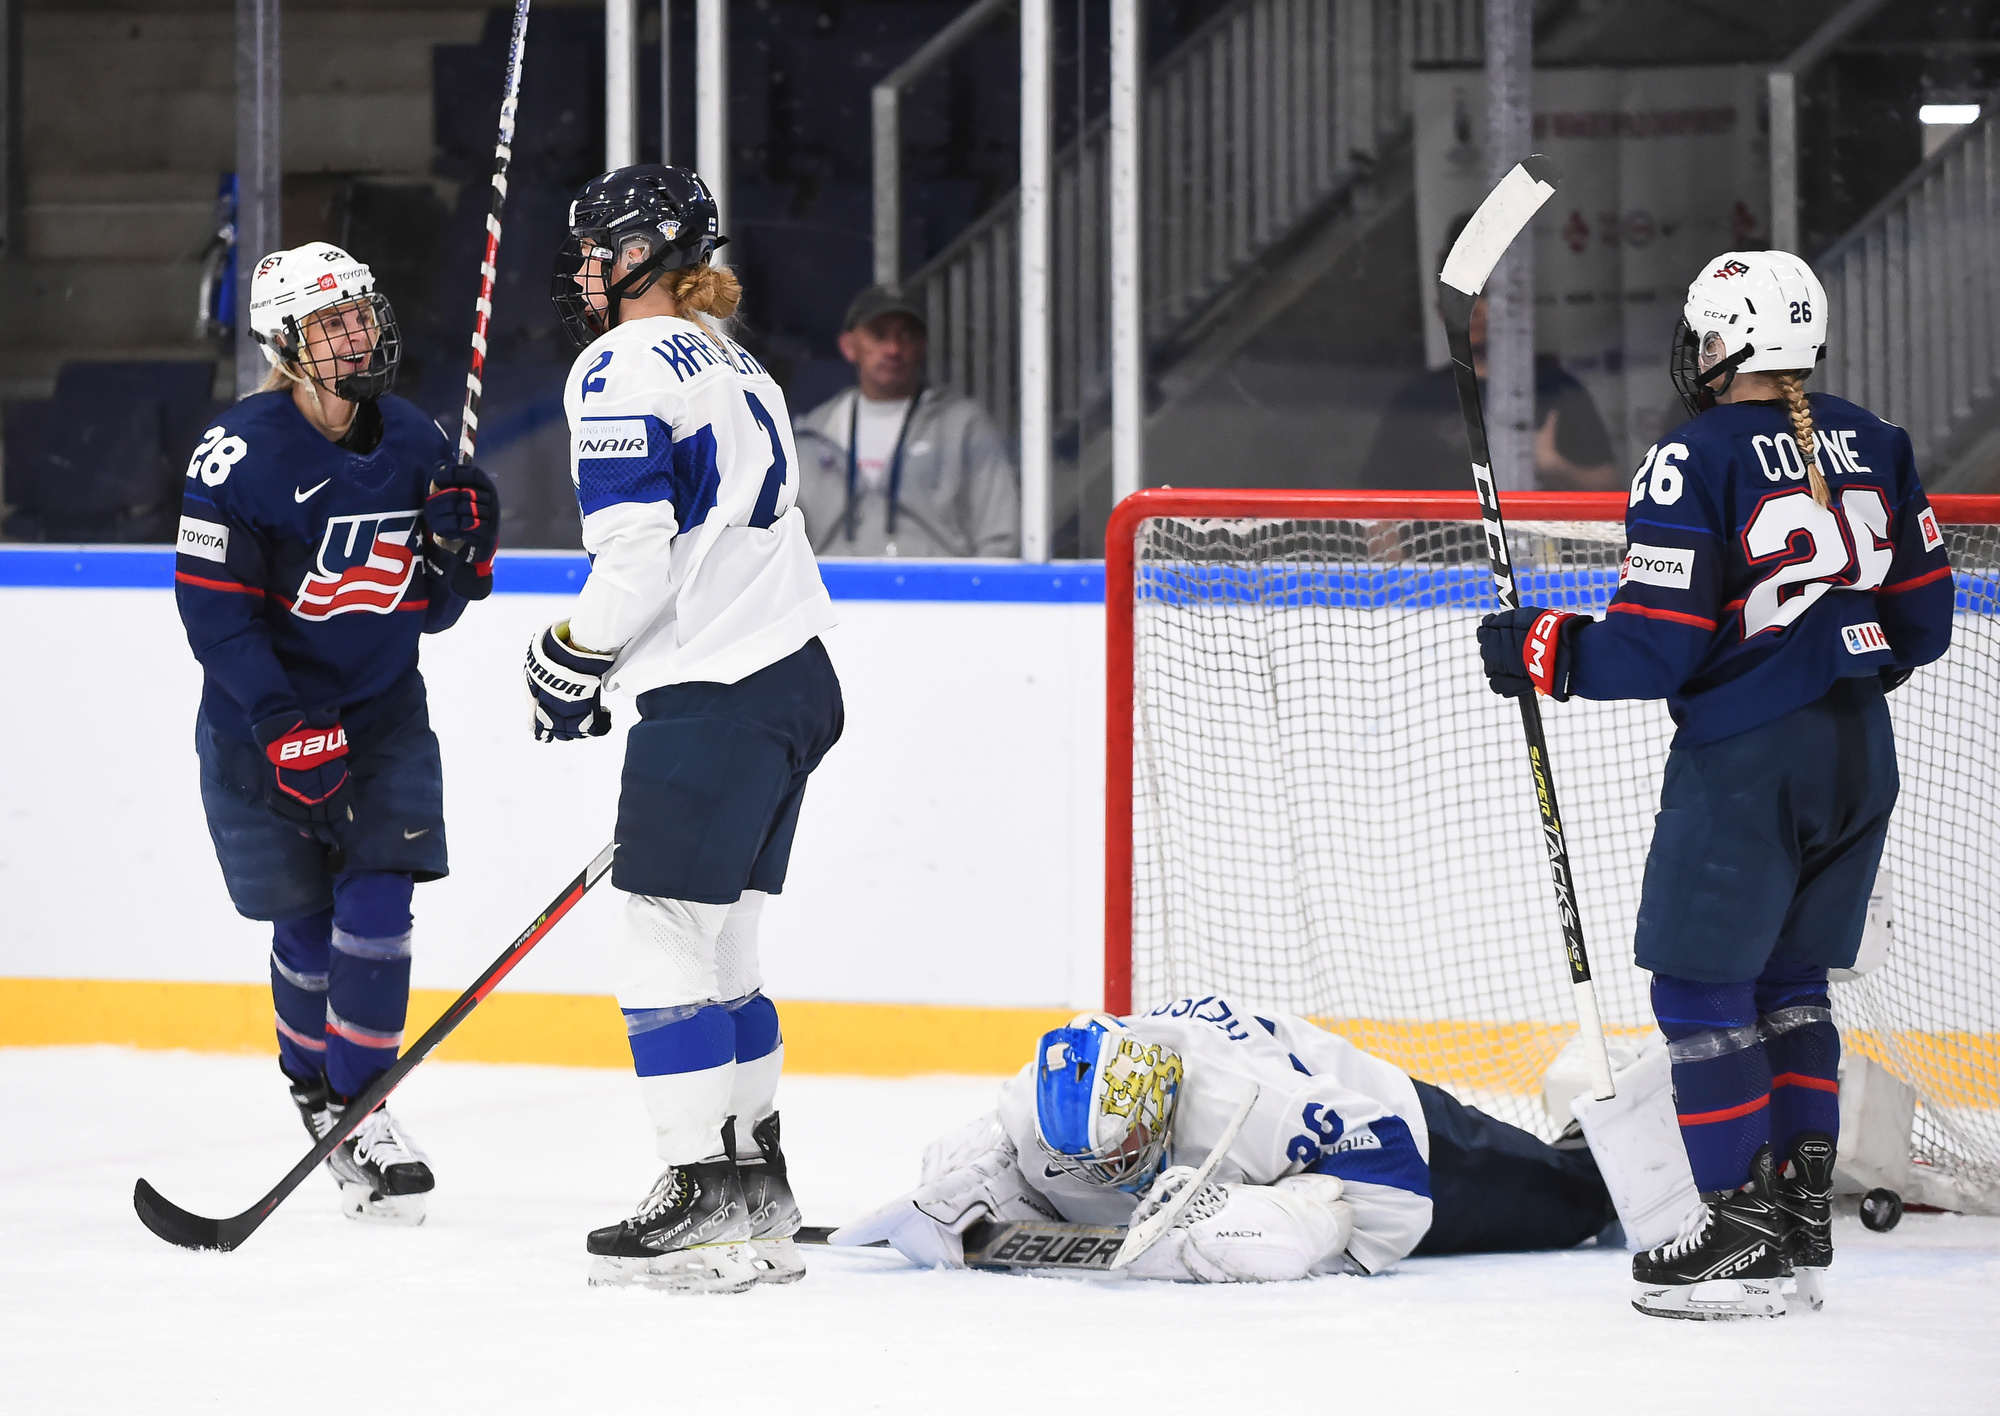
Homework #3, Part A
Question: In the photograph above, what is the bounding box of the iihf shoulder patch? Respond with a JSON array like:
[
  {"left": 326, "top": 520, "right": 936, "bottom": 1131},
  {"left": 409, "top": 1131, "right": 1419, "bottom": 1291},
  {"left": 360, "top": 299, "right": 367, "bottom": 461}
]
[{"left": 1918, "top": 506, "right": 1944, "bottom": 552}]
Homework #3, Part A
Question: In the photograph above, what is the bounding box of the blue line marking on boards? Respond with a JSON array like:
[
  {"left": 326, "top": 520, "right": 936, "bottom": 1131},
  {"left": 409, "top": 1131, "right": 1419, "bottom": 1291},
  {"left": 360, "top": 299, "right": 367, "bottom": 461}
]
[{"left": 0, "top": 547, "right": 1107, "bottom": 604}]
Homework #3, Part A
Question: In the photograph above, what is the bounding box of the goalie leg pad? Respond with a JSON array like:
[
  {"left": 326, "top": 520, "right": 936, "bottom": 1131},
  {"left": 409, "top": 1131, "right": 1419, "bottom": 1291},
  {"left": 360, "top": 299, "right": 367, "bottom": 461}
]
[
  {"left": 1572, "top": 1043, "right": 1701, "bottom": 1252},
  {"left": 1124, "top": 1176, "right": 1355, "bottom": 1284}
]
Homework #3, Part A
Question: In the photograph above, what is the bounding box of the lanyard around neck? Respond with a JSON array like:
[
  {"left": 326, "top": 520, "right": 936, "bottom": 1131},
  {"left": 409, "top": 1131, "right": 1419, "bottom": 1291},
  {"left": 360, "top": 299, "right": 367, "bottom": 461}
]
[{"left": 845, "top": 386, "right": 924, "bottom": 542}]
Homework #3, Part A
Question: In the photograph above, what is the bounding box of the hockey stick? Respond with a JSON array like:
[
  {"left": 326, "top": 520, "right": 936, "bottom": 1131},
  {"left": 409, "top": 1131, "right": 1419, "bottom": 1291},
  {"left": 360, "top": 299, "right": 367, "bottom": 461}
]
[
  {"left": 133, "top": 843, "right": 617, "bottom": 1251},
  {"left": 1109, "top": 1083, "right": 1258, "bottom": 1269},
  {"left": 456, "top": 0, "right": 530, "bottom": 470},
  {"left": 1438, "top": 155, "right": 1614, "bottom": 1103},
  {"left": 798, "top": 1221, "right": 1128, "bottom": 1273}
]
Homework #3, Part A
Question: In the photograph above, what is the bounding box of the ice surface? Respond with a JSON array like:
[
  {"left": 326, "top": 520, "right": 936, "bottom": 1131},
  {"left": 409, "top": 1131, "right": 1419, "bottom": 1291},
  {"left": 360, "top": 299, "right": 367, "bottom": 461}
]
[{"left": 5, "top": 1047, "right": 1997, "bottom": 1413}]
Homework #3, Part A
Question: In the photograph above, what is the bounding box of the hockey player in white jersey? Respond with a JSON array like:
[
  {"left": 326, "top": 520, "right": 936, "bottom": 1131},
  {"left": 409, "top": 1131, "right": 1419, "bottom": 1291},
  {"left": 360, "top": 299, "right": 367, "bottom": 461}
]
[
  {"left": 837, "top": 998, "right": 1695, "bottom": 1281},
  {"left": 528, "top": 165, "right": 842, "bottom": 1293}
]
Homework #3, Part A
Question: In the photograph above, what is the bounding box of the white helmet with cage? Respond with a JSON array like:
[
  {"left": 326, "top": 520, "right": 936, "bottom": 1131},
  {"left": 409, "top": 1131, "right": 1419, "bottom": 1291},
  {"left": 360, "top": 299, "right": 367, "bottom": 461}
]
[
  {"left": 247, "top": 243, "right": 402, "bottom": 400},
  {"left": 1671, "top": 249, "right": 1827, "bottom": 418}
]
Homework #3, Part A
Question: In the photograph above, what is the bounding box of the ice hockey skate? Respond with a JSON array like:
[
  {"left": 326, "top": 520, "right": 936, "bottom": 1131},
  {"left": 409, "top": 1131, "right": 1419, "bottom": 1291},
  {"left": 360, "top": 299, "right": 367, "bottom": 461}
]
[
  {"left": 1632, "top": 1147, "right": 1790, "bottom": 1320},
  {"left": 289, "top": 1076, "right": 433, "bottom": 1226},
  {"left": 586, "top": 1158, "right": 760, "bottom": 1293},
  {"left": 737, "top": 1112, "right": 806, "bottom": 1284},
  {"left": 1772, "top": 1131, "right": 1836, "bottom": 1313}
]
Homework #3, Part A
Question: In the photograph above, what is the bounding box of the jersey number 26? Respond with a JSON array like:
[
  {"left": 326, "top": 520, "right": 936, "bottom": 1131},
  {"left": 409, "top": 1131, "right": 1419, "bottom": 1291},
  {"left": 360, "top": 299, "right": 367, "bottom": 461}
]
[{"left": 1741, "top": 486, "right": 1893, "bottom": 638}]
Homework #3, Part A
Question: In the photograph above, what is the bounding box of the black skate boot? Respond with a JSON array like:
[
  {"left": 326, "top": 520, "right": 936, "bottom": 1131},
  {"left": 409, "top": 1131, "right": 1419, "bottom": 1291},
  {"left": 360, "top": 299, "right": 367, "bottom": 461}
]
[
  {"left": 1771, "top": 1131, "right": 1836, "bottom": 1312},
  {"left": 737, "top": 1112, "right": 805, "bottom": 1284},
  {"left": 587, "top": 1134, "right": 758, "bottom": 1294},
  {"left": 1632, "top": 1145, "right": 1790, "bottom": 1321},
  {"left": 324, "top": 1097, "right": 434, "bottom": 1226},
  {"left": 287, "top": 1070, "right": 332, "bottom": 1143}
]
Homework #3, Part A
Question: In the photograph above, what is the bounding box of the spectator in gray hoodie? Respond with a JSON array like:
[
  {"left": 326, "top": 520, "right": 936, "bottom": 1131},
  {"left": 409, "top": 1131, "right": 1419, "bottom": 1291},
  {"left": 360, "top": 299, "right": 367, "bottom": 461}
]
[{"left": 793, "top": 287, "right": 1020, "bottom": 557}]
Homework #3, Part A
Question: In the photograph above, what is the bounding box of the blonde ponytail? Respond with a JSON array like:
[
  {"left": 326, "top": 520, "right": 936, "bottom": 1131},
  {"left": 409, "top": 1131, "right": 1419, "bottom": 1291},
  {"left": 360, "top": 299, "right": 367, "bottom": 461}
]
[
  {"left": 1775, "top": 372, "right": 1830, "bottom": 507},
  {"left": 670, "top": 264, "right": 742, "bottom": 320}
]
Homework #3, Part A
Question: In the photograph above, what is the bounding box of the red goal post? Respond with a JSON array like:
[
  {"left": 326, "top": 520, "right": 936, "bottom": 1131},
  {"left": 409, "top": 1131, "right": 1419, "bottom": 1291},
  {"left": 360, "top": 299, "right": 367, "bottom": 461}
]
[{"left": 1103, "top": 488, "right": 2000, "bottom": 1194}]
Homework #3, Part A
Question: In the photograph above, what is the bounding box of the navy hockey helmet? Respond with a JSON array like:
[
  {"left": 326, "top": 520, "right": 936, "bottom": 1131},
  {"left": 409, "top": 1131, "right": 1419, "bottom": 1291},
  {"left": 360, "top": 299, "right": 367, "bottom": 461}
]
[{"left": 551, "top": 164, "right": 727, "bottom": 348}]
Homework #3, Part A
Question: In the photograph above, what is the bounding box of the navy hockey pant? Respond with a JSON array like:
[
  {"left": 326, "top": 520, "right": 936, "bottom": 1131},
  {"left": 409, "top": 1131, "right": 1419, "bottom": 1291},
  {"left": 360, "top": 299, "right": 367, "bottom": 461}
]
[{"left": 1410, "top": 1082, "right": 1615, "bottom": 1256}]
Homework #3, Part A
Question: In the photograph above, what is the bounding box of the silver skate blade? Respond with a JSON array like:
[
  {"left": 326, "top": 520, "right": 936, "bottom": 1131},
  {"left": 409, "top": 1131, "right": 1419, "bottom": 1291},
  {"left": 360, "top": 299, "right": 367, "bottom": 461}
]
[
  {"left": 1788, "top": 1268, "right": 1827, "bottom": 1313},
  {"left": 337, "top": 1182, "right": 427, "bottom": 1227},
  {"left": 588, "top": 1242, "right": 760, "bottom": 1294},
  {"left": 1633, "top": 1277, "right": 1787, "bottom": 1321}
]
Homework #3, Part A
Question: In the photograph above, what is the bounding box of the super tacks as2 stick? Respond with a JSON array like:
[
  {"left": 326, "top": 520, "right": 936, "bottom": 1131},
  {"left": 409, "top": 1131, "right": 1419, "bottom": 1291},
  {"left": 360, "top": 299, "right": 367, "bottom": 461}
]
[
  {"left": 456, "top": 0, "right": 531, "bottom": 468},
  {"left": 133, "top": 845, "right": 616, "bottom": 1251},
  {"left": 1438, "top": 155, "right": 1615, "bottom": 1104}
]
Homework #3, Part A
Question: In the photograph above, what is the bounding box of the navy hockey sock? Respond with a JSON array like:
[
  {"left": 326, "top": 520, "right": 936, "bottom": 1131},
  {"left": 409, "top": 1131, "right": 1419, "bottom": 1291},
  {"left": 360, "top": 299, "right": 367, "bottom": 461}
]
[
  {"left": 271, "top": 910, "right": 334, "bottom": 1083},
  {"left": 1652, "top": 974, "right": 1771, "bottom": 1193},
  {"left": 1756, "top": 965, "right": 1840, "bottom": 1158},
  {"left": 325, "top": 872, "right": 415, "bottom": 1100}
]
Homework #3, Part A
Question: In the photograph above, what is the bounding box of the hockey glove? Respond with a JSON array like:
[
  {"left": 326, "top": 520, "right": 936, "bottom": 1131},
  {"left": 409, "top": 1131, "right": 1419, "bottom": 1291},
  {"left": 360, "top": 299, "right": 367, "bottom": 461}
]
[
  {"left": 1880, "top": 666, "right": 1915, "bottom": 693},
  {"left": 424, "top": 462, "right": 500, "bottom": 600},
  {"left": 525, "top": 622, "right": 615, "bottom": 742},
  {"left": 252, "top": 711, "right": 353, "bottom": 826},
  {"left": 1479, "top": 606, "right": 1589, "bottom": 701}
]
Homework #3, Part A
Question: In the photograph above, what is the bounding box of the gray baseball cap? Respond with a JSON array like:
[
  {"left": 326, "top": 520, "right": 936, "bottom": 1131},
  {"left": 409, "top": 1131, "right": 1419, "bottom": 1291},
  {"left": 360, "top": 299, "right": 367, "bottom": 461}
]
[{"left": 842, "top": 285, "right": 927, "bottom": 332}]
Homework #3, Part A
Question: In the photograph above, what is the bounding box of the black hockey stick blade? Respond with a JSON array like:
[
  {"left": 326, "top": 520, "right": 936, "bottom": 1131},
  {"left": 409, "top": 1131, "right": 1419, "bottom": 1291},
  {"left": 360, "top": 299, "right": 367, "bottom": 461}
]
[{"left": 133, "top": 843, "right": 616, "bottom": 1252}]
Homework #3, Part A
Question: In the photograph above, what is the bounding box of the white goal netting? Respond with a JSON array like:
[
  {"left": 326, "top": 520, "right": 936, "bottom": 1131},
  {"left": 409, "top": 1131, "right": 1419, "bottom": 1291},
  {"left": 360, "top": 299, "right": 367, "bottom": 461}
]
[{"left": 1127, "top": 512, "right": 1998, "bottom": 1206}]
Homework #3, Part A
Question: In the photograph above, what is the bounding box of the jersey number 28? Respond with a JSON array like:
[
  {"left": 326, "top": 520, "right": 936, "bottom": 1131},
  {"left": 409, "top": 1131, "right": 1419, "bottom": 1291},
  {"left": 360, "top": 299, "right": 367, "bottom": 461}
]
[{"left": 1741, "top": 486, "right": 1893, "bottom": 637}]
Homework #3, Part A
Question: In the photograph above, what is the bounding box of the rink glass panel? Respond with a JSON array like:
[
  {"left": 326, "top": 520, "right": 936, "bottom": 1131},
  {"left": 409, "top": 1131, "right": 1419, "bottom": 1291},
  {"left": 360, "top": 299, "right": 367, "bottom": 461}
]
[{"left": 1110, "top": 491, "right": 1999, "bottom": 1193}]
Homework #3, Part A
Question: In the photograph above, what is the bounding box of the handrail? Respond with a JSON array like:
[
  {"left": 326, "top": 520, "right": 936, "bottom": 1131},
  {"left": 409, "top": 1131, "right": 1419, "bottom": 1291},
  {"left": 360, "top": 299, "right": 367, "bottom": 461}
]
[
  {"left": 872, "top": 0, "right": 1017, "bottom": 286},
  {"left": 1768, "top": 0, "right": 1896, "bottom": 253}
]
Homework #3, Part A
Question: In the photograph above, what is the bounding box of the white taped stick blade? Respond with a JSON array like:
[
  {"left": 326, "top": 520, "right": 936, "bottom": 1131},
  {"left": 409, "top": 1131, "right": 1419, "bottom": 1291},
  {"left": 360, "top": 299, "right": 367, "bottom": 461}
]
[
  {"left": 1439, "top": 161, "right": 1559, "bottom": 297},
  {"left": 1571, "top": 1043, "right": 1699, "bottom": 1252}
]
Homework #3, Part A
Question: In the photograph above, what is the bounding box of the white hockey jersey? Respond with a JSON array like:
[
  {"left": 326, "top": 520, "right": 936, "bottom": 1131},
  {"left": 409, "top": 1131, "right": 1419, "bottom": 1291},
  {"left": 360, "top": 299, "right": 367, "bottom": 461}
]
[
  {"left": 561, "top": 314, "right": 837, "bottom": 695},
  {"left": 996, "top": 996, "right": 1435, "bottom": 1274}
]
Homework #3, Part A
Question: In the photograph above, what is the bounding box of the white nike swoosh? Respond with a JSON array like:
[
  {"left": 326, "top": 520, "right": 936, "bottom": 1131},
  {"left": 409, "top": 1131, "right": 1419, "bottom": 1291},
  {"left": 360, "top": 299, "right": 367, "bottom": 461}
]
[
  {"left": 403, "top": 828, "right": 429, "bottom": 839},
  {"left": 295, "top": 480, "right": 331, "bottom": 502}
]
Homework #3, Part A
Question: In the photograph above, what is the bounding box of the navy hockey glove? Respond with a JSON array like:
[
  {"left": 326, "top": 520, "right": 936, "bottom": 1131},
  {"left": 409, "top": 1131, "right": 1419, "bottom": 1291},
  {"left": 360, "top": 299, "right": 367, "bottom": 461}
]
[
  {"left": 1478, "top": 607, "right": 1589, "bottom": 701},
  {"left": 252, "top": 712, "right": 353, "bottom": 825},
  {"left": 1881, "top": 666, "right": 1915, "bottom": 693},
  {"left": 424, "top": 462, "right": 500, "bottom": 600},
  {"left": 525, "top": 622, "right": 615, "bottom": 742}
]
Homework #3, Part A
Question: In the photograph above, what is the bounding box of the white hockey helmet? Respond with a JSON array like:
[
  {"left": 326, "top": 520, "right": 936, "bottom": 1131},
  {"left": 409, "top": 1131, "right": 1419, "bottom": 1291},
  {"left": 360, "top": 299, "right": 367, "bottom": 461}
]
[
  {"left": 1671, "top": 249, "right": 1827, "bottom": 418},
  {"left": 1032, "top": 1014, "right": 1184, "bottom": 1192},
  {"left": 247, "top": 243, "right": 402, "bottom": 400}
]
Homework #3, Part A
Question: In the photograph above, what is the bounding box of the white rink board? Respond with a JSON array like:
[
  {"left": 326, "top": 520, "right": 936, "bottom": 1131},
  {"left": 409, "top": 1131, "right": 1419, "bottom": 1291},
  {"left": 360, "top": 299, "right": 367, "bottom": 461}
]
[{"left": 0, "top": 587, "right": 1105, "bottom": 1009}]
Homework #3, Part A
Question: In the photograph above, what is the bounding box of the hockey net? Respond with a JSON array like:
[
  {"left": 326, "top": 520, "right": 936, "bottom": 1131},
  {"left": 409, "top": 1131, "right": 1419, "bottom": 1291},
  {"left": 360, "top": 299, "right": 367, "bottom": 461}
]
[{"left": 1106, "top": 490, "right": 2000, "bottom": 1210}]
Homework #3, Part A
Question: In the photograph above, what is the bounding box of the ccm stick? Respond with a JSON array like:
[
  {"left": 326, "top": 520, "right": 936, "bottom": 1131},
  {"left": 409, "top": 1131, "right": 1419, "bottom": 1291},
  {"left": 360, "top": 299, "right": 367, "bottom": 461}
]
[
  {"left": 133, "top": 844, "right": 616, "bottom": 1251},
  {"left": 1439, "top": 155, "right": 1615, "bottom": 1103}
]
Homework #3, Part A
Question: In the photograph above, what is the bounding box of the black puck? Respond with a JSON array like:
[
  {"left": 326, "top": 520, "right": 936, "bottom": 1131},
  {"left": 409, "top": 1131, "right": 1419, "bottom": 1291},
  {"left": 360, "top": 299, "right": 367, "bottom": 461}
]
[{"left": 1860, "top": 1187, "right": 1904, "bottom": 1232}]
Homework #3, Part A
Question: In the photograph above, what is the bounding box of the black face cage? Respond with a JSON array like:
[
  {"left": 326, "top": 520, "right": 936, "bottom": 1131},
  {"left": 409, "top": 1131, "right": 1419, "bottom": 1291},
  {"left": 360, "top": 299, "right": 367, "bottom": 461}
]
[
  {"left": 1669, "top": 316, "right": 1749, "bottom": 421},
  {"left": 550, "top": 223, "right": 722, "bottom": 349},
  {"left": 280, "top": 292, "right": 402, "bottom": 402}
]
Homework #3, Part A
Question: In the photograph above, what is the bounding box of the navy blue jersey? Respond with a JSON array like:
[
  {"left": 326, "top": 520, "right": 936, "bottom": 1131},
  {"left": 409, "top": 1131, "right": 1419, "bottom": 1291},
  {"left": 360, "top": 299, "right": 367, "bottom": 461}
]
[
  {"left": 1568, "top": 393, "right": 1954, "bottom": 744},
  {"left": 174, "top": 391, "right": 470, "bottom": 740}
]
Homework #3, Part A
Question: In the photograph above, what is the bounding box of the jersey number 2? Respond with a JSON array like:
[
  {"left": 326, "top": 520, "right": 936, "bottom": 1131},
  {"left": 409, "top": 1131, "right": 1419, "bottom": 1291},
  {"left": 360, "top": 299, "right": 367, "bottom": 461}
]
[
  {"left": 742, "top": 391, "right": 792, "bottom": 530},
  {"left": 1741, "top": 486, "right": 1892, "bottom": 637}
]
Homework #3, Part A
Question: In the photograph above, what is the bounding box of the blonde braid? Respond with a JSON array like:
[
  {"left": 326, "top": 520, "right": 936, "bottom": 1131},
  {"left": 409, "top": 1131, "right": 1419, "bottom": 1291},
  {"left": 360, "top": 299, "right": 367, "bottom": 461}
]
[
  {"left": 668, "top": 264, "right": 744, "bottom": 361},
  {"left": 1776, "top": 372, "right": 1830, "bottom": 507}
]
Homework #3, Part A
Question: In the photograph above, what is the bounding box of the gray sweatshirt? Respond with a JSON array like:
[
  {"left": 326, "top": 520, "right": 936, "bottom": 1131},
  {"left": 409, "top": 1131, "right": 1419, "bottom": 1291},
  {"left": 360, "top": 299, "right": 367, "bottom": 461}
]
[{"left": 792, "top": 385, "right": 1021, "bottom": 557}]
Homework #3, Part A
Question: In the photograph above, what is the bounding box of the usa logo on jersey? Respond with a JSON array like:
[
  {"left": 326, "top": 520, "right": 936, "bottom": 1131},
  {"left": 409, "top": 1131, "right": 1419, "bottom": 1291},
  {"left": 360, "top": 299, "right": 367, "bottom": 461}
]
[{"left": 293, "top": 511, "right": 420, "bottom": 619}]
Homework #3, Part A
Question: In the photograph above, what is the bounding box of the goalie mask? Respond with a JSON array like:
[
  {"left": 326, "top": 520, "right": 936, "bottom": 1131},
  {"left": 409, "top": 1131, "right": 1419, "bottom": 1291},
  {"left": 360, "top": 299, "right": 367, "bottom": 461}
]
[
  {"left": 1670, "top": 249, "right": 1827, "bottom": 419},
  {"left": 247, "top": 244, "right": 402, "bottom": 401},
  {"left": 551, "top": 164, "right": 727, "bottom": 348},
  {"left": 1032, "top": 1015, "right": 1183, "bottom": 1192}
]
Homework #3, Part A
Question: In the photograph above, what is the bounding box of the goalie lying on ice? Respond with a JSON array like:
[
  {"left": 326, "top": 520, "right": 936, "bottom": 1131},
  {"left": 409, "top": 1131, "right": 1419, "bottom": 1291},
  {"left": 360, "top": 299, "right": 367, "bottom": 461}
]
[{"left": 834, "top": 998, "right": 1694, "bottom": 1282}]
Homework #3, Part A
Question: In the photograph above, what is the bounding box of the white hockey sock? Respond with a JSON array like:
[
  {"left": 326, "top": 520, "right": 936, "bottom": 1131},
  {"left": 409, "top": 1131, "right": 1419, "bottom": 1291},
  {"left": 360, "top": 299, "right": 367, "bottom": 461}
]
[
  {"left": 728, "top": 1043, "right": 785, "bottom": 1157},
  {"left": 637, "top": 1061, "right": 738, "bottom": 1164}
]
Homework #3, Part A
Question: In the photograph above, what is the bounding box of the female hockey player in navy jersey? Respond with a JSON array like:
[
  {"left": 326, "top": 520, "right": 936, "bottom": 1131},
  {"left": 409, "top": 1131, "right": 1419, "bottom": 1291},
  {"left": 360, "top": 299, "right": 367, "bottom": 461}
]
[
  {"left": 1479, "top": 250, "right": 1955, "bottom": 1319},
  {"left": 175, "top": 244, "right": 499, "bottom": 1226},
  {"left": 526, "top": 165, "right": 841, "bottom": 1294}
]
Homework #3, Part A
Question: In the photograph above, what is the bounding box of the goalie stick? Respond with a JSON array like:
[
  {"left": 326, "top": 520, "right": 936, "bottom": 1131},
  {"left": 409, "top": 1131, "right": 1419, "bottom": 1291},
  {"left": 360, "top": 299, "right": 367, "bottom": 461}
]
[
  {"left": 1438, "top": 155, "right": 1615, "bottom": 1103},
  {"left": 133, "top": 843, "right": 616, "bottom": 1251},
  {"left": 799, "top": 1222, "right": 1128, "bottom": 1274}
]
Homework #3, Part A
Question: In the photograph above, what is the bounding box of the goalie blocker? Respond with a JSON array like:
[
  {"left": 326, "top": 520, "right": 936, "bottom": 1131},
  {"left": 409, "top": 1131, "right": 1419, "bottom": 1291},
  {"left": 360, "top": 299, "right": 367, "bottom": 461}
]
[{"left": 834, "top": 999, "right": 1695, "bottom": 1281}]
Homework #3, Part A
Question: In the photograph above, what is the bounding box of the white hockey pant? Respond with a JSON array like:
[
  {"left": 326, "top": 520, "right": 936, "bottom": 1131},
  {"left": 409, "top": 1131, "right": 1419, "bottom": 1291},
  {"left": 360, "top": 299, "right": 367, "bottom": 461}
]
[{"left": 616, "top": 890, "right": 783, "bottom": 1165}]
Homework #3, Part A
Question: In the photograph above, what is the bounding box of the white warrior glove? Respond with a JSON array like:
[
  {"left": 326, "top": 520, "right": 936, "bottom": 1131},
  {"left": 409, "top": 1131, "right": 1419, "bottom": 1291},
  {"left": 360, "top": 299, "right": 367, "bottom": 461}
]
[
  {"left": 1122, "top": 1173, "right": 1355, "bottom": 1284},
  {"left": 831, "top": 1131, "right": 1061, "bottom": 1269}
]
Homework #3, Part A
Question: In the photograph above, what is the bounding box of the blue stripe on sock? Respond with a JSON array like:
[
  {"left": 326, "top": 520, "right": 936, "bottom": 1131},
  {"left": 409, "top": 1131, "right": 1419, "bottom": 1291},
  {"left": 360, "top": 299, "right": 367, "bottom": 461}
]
[
  {"left": 726, "top": 992, "right": 781, "bottom": 1063},
  {"left": 625, "top": 1004, "right": 735, "bottom": 1077}
]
